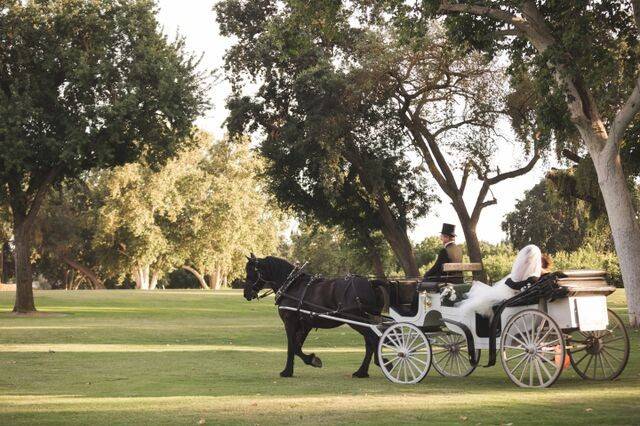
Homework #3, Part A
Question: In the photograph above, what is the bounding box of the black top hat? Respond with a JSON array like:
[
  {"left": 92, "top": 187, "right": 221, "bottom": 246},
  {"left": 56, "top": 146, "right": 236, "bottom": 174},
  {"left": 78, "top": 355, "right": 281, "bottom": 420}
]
[{"left": 441, "top": 223, "right": 456, "bottom": 237}]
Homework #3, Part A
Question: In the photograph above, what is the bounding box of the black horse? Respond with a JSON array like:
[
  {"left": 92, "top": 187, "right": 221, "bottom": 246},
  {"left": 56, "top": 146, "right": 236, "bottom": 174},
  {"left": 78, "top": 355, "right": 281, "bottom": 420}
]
[{"left": 243, "top": 254, "right": 387, "bottom": 378}]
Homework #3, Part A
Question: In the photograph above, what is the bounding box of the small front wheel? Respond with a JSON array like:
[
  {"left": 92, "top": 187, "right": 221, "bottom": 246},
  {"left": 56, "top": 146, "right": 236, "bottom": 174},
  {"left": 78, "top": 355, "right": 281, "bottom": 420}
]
[
  {"left": 378, "top": 323, "right": 431, "bottom": 384},
  {"left": 431, "top": 333, "right": 480, "bottom": 377},
  {"left": 500, "top": 309, "right": 565, "bottom": 388}
]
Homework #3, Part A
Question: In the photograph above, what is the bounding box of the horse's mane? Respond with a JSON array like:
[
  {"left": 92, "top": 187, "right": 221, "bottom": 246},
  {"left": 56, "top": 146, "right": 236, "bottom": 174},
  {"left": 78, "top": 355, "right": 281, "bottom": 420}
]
[{"left": 260, "top": 256, "right": 297, "bottom": 283}]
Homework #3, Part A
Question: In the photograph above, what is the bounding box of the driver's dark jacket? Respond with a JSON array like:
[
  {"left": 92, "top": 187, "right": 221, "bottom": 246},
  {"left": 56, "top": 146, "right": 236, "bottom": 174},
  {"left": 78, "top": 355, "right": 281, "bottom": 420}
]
[{"left": 422, "top": 242, "right": 463, "bottom": 284}]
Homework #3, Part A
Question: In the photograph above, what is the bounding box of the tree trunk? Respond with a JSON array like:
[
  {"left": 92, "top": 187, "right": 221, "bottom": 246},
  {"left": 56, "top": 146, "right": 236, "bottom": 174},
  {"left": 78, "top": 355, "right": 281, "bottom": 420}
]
[
  {"left": 213, "top": 265, "right": 223, "bottom": 290},
  {"left": 375, "top": 195, "right": 419, "bottom": 277},
  {"left": 182, "top": 265, "right": 209, "bottom": 289},
  {"left": 362, "top": 237, "right": 386, "bottom": 278},
  {"left": 59, "top": 254, "right": 105, "bottom": 289},
  {"left": 134, "top": 265, "right": 151, "bottom": 290},
  {"left": 371, "top": 252, "right": 386, "bottom": 278},
  {"left": 13, "top": 221, "right": 35, "bottom": 312},
  {"left": 593, "top": 148, "right": 640, "bottom": 327},
  {"left": 454, "top": 203, "right": 487, "bottom": 282},
  {"left": 150, "top": 271, "right": 159, "bottom": 290},
  {"left": 1, "top": 242, "right": 9, "bottom": 283}
]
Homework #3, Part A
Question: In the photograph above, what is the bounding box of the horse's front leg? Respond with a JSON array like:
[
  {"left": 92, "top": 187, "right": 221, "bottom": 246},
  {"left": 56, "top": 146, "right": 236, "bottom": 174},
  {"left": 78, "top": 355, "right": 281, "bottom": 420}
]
[
  {"left": 295, "top": 323, "right": 322, "bottom": 368},
  {"left": 351, "top": 326, "right": 375, "bottom": 378},
  {"left": 280, "top": 317, "right": 297, "bottom": 377}
]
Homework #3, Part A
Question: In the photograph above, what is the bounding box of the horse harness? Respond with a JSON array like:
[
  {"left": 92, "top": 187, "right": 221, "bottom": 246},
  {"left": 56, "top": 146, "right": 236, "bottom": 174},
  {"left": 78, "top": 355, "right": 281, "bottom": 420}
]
[{"left": 257, "top": 263, "right": 373, "bottom": 323}]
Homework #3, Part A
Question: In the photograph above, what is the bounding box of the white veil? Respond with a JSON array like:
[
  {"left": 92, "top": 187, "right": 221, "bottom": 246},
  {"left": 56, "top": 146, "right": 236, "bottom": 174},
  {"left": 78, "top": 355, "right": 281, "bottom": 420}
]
[
  {"left": 456, "top": 244, "right": 542, "bottom": 317},
  {"left": 510, "top": 244, "right": 542, "bottom": 282}
]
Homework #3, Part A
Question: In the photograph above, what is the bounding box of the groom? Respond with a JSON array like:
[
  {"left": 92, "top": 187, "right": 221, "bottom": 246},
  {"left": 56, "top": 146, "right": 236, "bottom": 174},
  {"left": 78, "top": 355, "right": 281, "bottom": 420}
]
[{"left": 422, "top": 223, "right": 463, "bottom": 284}]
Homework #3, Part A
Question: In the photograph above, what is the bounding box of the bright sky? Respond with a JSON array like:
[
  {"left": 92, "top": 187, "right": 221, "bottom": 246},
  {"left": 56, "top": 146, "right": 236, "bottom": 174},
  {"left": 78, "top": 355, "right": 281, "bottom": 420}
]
[{"left": 156, "top": 0, "right": 556, "bottom": 245}]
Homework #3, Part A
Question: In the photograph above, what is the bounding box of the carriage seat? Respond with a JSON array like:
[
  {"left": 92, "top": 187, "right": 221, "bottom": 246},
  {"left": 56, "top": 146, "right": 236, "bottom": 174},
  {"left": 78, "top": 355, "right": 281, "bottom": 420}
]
[{"left": 418, "top": 263, "right": 483, "bottom": 292}]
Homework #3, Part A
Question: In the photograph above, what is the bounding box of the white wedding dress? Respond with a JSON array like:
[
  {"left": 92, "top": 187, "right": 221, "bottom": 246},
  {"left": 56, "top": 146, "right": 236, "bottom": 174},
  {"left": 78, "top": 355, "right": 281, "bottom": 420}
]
[{"left": 455, "top": 245, "right": 542, "bottom": 317}]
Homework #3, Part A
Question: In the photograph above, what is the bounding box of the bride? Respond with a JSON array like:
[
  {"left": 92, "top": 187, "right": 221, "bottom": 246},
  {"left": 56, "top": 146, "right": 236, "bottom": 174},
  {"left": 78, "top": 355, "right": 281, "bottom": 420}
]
[{"left": 455, "top": 244, "right": 543, "bottom": 317}]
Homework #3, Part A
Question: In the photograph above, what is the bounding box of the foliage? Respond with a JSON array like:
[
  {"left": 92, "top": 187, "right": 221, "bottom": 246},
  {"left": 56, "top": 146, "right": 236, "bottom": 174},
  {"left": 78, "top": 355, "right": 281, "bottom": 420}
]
[
  {"left": 478, "top": 243, "right": 517, "bottom": 283},
  {"left": 0, "top": 0, "right": 207, "bottom": 308},
  {"left": 33, "top": 177, "right": 106, "bottom": 288},
  {"left": 216, "top": 0, "right": 438, "bottom": 275},
  {"left": 172, "top": 137, "right": 285, "bottom": 285},
  {"left": 283, "top": 222, "right": 398, "bottom": 277},
  {"left": 393, "top": 1, "right": 640, "bottom": 157},
  {"left": 93, "top": 134, "right": 283, "bottom": 287},
  {"left": 414, "top": 236, "right": 443, "bottom": 276},
  {"left": 502, "top": 180, "right": 593, "bottom": 254},
  {"left": 553, "top": 246, "right": 622, "bottom": 287}
]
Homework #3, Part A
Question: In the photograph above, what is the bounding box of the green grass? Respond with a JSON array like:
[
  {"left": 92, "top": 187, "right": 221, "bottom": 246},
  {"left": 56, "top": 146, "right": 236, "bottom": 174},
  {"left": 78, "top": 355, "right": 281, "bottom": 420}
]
[{"left": 0, "top": 290, "right": 638, "bottom": 425}]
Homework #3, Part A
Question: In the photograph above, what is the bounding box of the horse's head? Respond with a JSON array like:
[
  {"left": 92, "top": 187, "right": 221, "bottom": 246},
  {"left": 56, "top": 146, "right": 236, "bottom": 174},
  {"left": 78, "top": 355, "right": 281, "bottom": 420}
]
[
  {"left": 243, "top": 254, "right": 296, "bottom": 301},
  {"left": 243, "top": 253, "right": 263, "bottom": 301}
]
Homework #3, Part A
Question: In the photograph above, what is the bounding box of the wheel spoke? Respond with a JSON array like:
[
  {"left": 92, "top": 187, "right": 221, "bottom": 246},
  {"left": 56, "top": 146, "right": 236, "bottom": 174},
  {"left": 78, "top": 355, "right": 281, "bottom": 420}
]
[
  {"left": 600, "top": 350, "right": 617, "bottom": 374},
  {"left": 406, "top": 357, "right": 423, "bottom": 379},
  {"left": 534, "top": 318, "right": 547, "bottom": 344},
  {"left": 383, "top": 355, "right": 399, "bottom": 367},
  {"left": 535, "top": 354, "right": 553, "bottom": 380},
  {"left": 506, "top": 332, "right": 528, "bottom": 348},
  {"left": 533, "top": 357, "right": 545, "bottom": 386},
  {"left": 506, "top": 352, "right": 527, "bottom": 362},
  {"left": 602, "top": 347, "right": 623, "bottom": 364},
  {"left": 513, "top": 321, "right": 530, "bottom": 345},
  {"left": 598, "top": 353, "right": 608, "bottom": 378}
]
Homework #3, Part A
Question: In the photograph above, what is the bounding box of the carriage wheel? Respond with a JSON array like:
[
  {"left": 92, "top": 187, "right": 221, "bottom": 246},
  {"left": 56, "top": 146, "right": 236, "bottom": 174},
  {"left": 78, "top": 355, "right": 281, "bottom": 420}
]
[
  {"left": 500, "top": 309, "right": 565, "bottom": 388},
  {"left": 431, "top": 333, "right": 480, "bottom": 377},
  {"left": 568, "top": 309, "right": 630, "bottom": 380},
  {"left": 377, "top": 323, "right": 431, "bottom": 384}
]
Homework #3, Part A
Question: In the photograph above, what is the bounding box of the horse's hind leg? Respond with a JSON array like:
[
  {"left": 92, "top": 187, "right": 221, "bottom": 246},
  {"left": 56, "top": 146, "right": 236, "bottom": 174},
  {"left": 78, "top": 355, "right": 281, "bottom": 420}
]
[
  {"left": 295, "top": 324, "right": 322, "bottom": 368},
  {"left": 350, "top": 325, "right": 375, "bottom": 378}
]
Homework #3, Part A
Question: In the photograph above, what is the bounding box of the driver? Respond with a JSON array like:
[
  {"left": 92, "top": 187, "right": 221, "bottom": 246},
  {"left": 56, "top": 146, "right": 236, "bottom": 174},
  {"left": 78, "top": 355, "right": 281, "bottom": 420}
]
[{"left": 422, "top": 223, "right": 463, "bottom": 284}]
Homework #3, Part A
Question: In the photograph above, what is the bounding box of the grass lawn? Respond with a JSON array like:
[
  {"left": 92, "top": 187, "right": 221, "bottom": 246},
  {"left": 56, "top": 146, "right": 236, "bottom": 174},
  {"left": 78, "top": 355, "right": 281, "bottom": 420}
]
[{"left": 0, "top": 290, "right": 638, "bottom": 425}]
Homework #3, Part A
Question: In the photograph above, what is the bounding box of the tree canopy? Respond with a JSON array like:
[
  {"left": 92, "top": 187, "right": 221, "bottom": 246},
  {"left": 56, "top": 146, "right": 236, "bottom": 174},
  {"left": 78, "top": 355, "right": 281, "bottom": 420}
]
[{"left": 0, "top": 0, "right": 207, "bottom": 311}]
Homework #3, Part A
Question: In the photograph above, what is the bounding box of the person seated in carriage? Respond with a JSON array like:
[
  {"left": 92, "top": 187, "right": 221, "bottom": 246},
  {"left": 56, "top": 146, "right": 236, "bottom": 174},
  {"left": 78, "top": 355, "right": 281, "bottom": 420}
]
[
  {"left": 422, "top": 223, "right": 463, "bottom": 284},
  {"left": 456, "top": 244, "right": 553, "bottom": 317}
]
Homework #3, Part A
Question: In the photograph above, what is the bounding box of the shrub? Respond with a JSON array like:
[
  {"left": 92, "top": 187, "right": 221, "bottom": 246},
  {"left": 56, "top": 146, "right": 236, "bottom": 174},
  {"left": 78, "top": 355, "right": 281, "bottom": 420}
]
[{"left": 553, "top": 245, "right": 622, "bottom": 287}]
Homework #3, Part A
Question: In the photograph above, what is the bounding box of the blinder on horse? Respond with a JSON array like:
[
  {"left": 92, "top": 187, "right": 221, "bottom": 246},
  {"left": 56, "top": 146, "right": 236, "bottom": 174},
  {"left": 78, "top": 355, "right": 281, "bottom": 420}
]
[{"left": 244, "top": 259, "right": 276, "bottom": 300}]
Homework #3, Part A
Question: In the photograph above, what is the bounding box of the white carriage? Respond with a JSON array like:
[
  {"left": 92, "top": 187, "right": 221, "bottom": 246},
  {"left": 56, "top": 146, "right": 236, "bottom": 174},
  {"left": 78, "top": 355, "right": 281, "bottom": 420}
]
[{"left": 375, "top": 264, "right": 630, "bottom": 388}]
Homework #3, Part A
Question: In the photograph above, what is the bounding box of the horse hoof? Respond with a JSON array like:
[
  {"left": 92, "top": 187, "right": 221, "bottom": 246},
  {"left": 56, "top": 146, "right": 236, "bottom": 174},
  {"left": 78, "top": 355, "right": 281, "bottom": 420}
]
[
  {"left": 311, "top": 356, "right": 322, "bottom": 368},
  {"left": 352, "top": 371, "right": 369, "bottom": 378},
  {"left": 280, "top": 370, "right": 293, "bottom": 378}
]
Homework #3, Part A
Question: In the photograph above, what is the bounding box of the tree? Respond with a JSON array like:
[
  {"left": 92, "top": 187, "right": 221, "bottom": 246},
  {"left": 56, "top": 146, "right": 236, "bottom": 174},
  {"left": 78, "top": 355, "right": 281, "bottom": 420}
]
[
  {"left": 352, "top": 25, "right": 541, "bottom": 281},
  {"left": 387, "top": 0, "right": 640, "bottom": 324},
  {"left": 173, "top": 137, "right": 284, "bottom": 289},
  {"left": 502, "top": 180, "right": 595, "bottom": 254},
  {"left": 0, "top": 0, "right": 206, "bottom": 311},
  {"left": 34, "top": 177, "right": 106, "bottom": 289},
  {"left": 283, "top": 221, "right": 398, "bottom": 277},
  {"left": 217, "top": 1, "right": 440, "bottom": 277}
]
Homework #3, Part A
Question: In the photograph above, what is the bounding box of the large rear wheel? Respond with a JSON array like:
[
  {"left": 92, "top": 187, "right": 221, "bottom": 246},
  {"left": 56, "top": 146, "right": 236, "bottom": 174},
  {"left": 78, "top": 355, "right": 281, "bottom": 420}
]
[
  {"left": 378, "top": 323, "right": 431, "bottom": 384},
  {"left": 500, "top": 309, "right": 565, "bottom": 388},
  {"left": 568, "top": 309, "right": 629, "bottom": 380}
]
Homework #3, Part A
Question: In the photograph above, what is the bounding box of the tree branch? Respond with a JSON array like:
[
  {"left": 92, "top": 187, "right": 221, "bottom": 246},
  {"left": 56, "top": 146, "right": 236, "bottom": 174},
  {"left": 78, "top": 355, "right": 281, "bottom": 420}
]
[
  {"left": 438, "top": 1, "right": 524, "bottom": 28},
  {"left": 486, "top": 151, "right": 540, "bottom": 185},
  {"left": 561, "top": 148, "right": 583, "bottom": 164},
  {"left": 459, "top": 162, "right": 471, "bottom": 195},
  {"left": 608, "top": 74, "right": 640, "bottom": 149}
]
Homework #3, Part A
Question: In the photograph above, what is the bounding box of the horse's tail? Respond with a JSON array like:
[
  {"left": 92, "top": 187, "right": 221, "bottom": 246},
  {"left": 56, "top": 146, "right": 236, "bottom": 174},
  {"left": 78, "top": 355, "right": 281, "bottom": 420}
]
[{"left": 369, "top": 279, "right": 390, "bottom": 314}]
